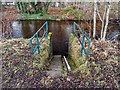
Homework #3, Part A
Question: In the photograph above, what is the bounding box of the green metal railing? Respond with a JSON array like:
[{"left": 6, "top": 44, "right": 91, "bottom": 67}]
[
  {"left": 73, "top": 22, "right": 91, "bottom": 57},
  {"left": 30, "top": 21, "right": 48, "bottom": 55}
]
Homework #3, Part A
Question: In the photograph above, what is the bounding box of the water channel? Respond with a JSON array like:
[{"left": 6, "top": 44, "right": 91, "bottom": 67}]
[{"left": 7, "top": 20, "right": 120, "bottom": 55}]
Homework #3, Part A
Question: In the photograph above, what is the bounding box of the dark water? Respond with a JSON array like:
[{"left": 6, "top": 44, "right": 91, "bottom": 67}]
[
  {"left": 11, "top": 20, "right": 120, "bottom": 56},
  {"left": 12, "top": 20, "right": 75, "bottom": 56}
]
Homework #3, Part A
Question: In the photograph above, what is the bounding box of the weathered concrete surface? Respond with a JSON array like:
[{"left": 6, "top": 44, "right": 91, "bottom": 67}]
[{"left": 47, "top": 55, "right": 62, "bottom": 78}]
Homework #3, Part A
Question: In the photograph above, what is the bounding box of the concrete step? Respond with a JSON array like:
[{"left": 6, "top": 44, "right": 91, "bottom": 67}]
[{"left": 46, "top": 55, "right": 62, "bottom": 78}]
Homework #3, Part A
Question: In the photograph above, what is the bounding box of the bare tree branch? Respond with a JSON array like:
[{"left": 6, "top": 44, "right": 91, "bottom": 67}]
[
  {"left": 101, "top": 3, "right": 107, "bottom": 39},
  {"left": 96, "top": 5, "right": 103, "bottom": 22}
]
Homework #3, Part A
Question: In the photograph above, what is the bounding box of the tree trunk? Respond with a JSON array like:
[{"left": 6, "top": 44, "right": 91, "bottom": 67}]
[
  {"left": 102, "top": 3, "right": 111, "bottom": 40},
  {"left": 93, "top": 0, "right": 97, "bottom": 38}
]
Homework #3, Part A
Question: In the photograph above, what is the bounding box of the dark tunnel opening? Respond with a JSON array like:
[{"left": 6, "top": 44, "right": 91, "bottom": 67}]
[
  {"left": 51, "top": 39, "right": 69, "bottom": 57},
  {"left": 50, "top": 21, "right": 72, "bottom": 57}
]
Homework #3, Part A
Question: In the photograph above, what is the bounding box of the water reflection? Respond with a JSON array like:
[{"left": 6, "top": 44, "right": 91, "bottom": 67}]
[
  {"left": 11, "top": 20, "right": 119, "bottom": 55},
  {"left": 12, "top": 21, "right": 22, "bottom": 38},
  {"left": 11, "top": 20, "right": 73, "bottom": 56}
]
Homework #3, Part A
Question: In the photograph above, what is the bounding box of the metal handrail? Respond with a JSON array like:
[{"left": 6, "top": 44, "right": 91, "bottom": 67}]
[
  {"left": 73, "top": 22, "right": 91, "bottom": 57},
  {"left": 30, "top": 21, "right": 48, "bottom": 55}
]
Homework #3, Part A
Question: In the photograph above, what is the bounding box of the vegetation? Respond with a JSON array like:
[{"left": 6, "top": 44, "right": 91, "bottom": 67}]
[
  {"left": 1, "top": 1, "right": 119, "bottom": 89},
  {"left": 69, "top": 36, "right": 89, "bottom": 75},
  {"left": 1, "top": 38, "right": 51, "bottom": 87},
  {"left": 33, "top": 38, "right": 50, "bottom": 70},
  {"left": 15, "top": 2, "right": 51, "bottom": 19},
  {"left": 63, "top": 7, "right": 82, "bottom": 19},
  {"left": 68, "top": 35, "right": 119, "bottom": 88},
  {"left": 93, "top": 1, "right": 112, "bottom": 40},
  {"left": 16, "top": 2, "right": 51, "bottom": 14},
  {"left": 20, "top": 13, "right": 54, "bottom": 20}
]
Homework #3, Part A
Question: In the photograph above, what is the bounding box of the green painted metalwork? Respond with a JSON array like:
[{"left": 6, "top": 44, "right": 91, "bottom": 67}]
[
  {"left": 30, "top": 21, "right": 48, "bottom": 55},
  {"left": 73, "top": 22, "right": 91, "bottom": 57}
]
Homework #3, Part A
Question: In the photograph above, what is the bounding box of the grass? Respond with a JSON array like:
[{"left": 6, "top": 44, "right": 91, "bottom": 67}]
[
  {"left": 18, "top": 7, "right": 84, "bottom": 20},
  {"left": 68, "top": 34, "right": 90, "bottom": 75},
  {"left": 68, "top": 54, "right": 90, "bottom": 76},
  {"left": 33, "top": 39, "right": 50, "bottom": 70},
  {"left": 67, "top": 55, "right": 77, "bottom": 71},
  {"left": 64, "top": 7, "right": 83, "bottom": 19},
  {"left": 20, "top": 13, "right": 42, "bottom": 19},
  {"left": 20, "top": 13, "right": 55, "bottom": 20},
  {"left": 70, "top": 33, "right": 75, "bottom": 43},
  {"left": 73, "top": 61, "right": 90, "bottom": 75},
  {"left": 62, "top": 70, "right": 68, "bottom": 77}
]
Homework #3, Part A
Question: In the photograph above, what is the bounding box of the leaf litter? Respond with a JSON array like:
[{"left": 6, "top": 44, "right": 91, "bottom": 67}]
[{"left": 1, "top": 38, "right": 120, "bottom": 88}]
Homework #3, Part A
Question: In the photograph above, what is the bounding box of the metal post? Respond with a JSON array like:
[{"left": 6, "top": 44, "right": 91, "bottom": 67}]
[
  {"left": 73, "top": 22, "right": 91, "bottom": 58},
  {"left": 87, "top": 39, "right": 91, "bottom": 57},
  {"left": 36, "top": 34, "right": 40, "bottom": 54},
  {"left": 30, "top": 39, "right": 34, "bottom": 55},
  {"left": 46, "top": 21, "right": 48, "bottom": 38},
  {"left": 80, "top": 35, "right": 85, "bottom": 56},
  {"left": 29, "top": 21, "right": 49, "bottom": 55},
  {"left": 73, "top": 22, "right": 76, "bottom": 36}
]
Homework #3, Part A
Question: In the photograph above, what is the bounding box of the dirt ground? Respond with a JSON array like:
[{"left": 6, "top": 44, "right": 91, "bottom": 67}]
[{"left": 1, "top": 38, "right": 120, "bottom": 89}]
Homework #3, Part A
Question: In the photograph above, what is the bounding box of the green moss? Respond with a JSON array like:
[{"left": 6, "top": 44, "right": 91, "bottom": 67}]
[
  {"left": 67, "top": 55, "right": 77, "bottom": 70},
  {"left": 68, "top": 36, "right": 90, "bottom": 75},
  {"left": 33, "top": 54, "right": 48, "bottom": 70},
  {"left": 33, "top": 38, "right": 50, "bottom": 70},
  {"left": 20, "top": 13, "right": 54, "bottom": 20},
  {"left": 73, "top": 61, "right": 90, "bottom": 75},
  {"left": 77, "top": 54, "right": 86, "bottom": 64},
  {"left": 62, "top": 70, "right": 68, "bottom": 77},
  {"left": 20, "top": 13, "right": 41, "bottom": 19},
  {"left": 70, "top": 33, "right": 75, "bottom": 43}
]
